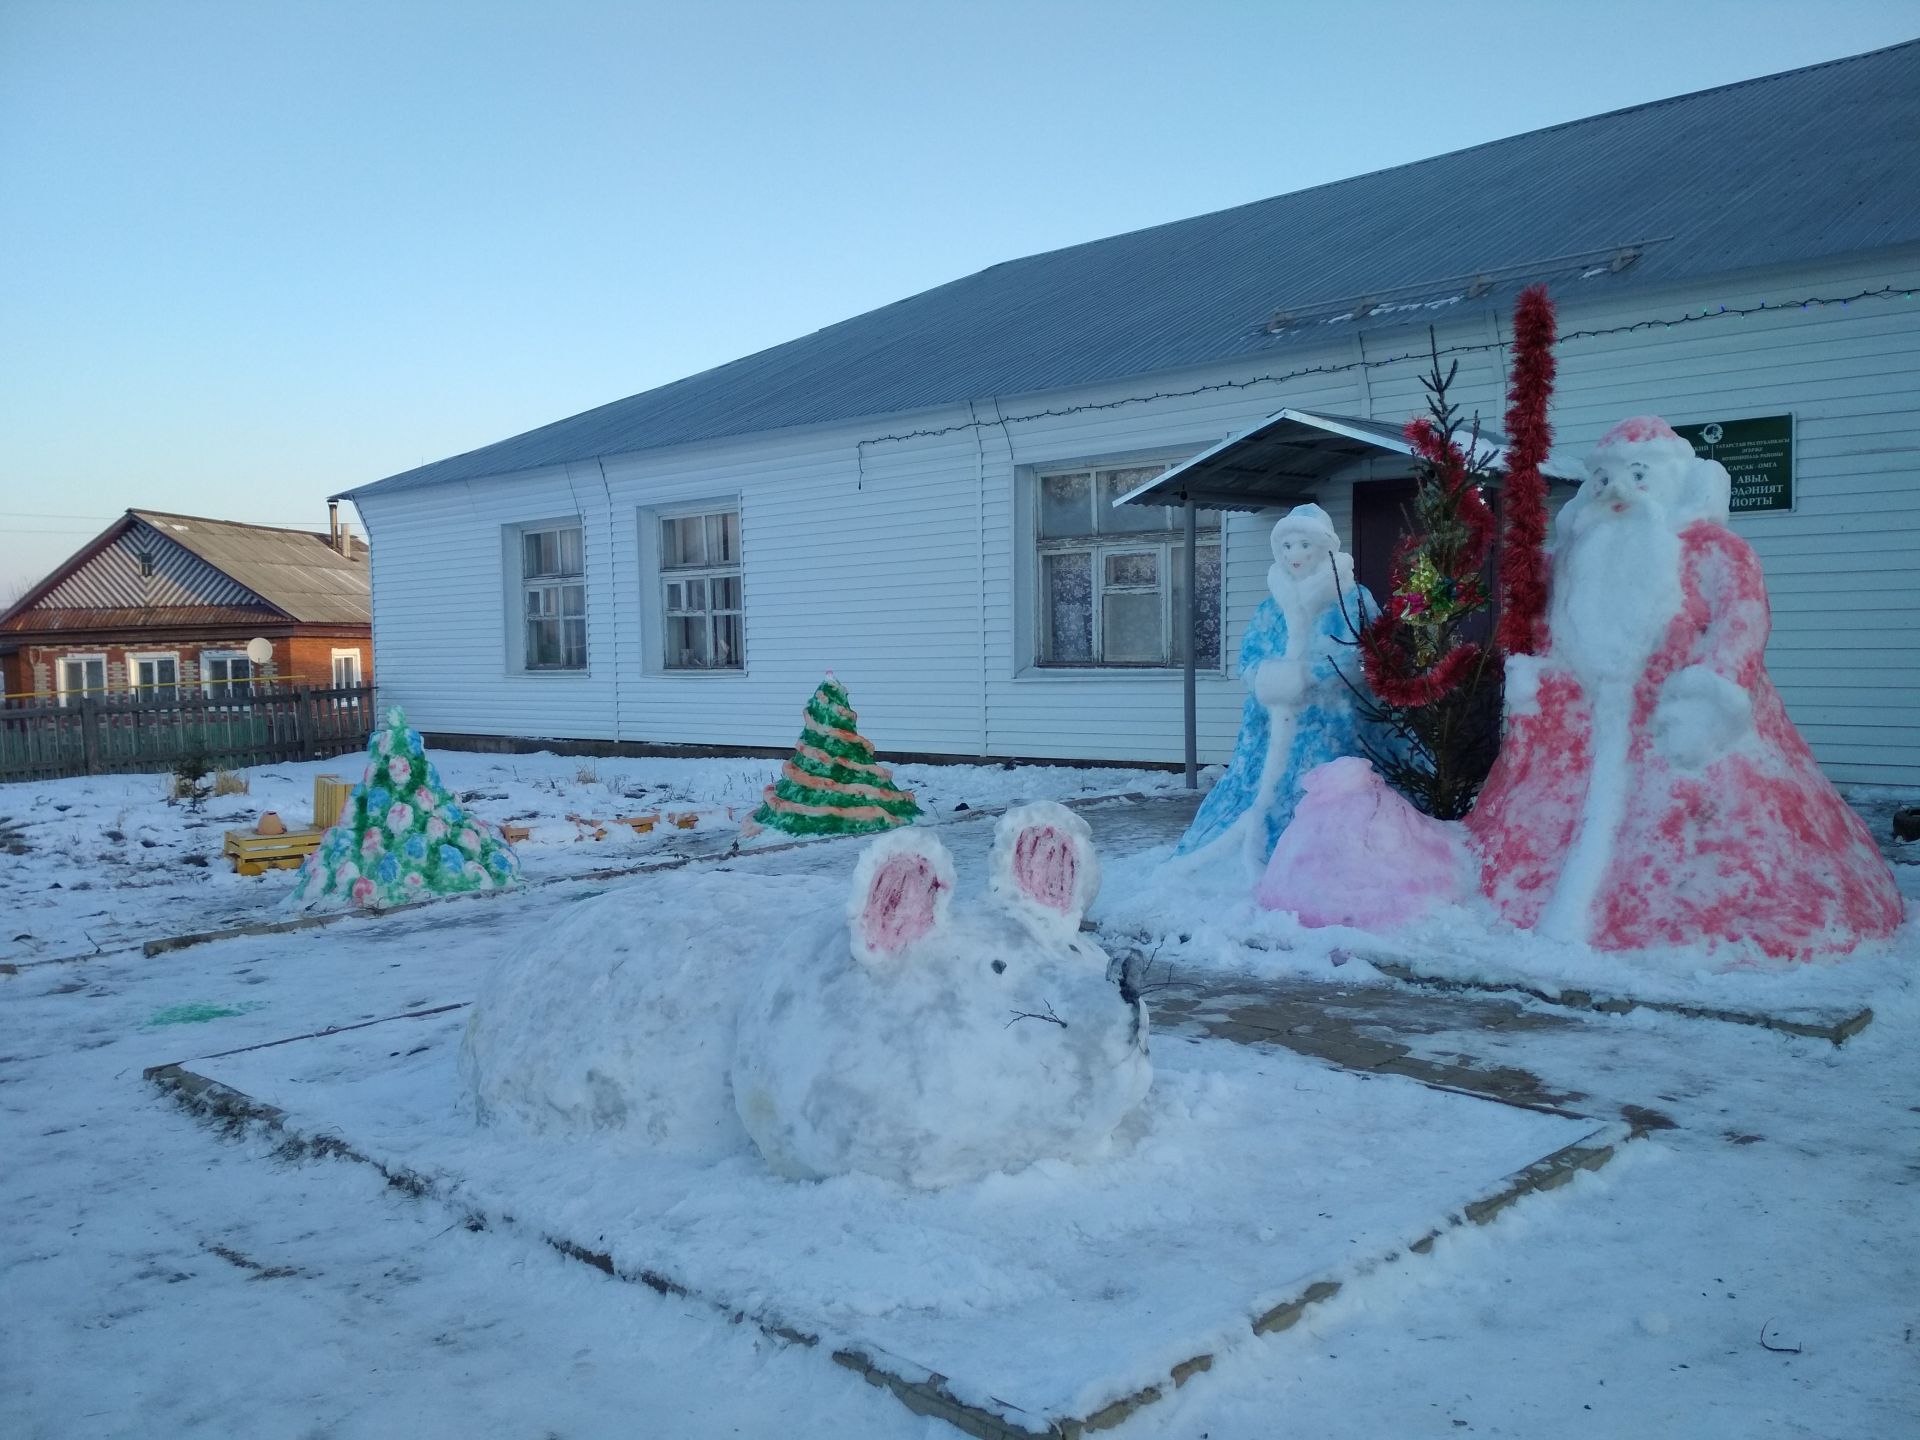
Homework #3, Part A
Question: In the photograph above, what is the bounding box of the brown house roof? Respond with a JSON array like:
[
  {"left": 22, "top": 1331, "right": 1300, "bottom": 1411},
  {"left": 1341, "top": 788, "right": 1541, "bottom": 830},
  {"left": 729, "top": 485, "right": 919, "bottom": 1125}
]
[{"left": 0, "top": 509, "right": 370, "bottom": 635}]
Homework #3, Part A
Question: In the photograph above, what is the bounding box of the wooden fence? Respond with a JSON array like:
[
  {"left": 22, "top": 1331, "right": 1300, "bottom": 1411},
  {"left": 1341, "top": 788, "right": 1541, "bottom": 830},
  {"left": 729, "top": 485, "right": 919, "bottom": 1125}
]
[{"left": 0, "top": 685, "right": 375, "bottom": 783}]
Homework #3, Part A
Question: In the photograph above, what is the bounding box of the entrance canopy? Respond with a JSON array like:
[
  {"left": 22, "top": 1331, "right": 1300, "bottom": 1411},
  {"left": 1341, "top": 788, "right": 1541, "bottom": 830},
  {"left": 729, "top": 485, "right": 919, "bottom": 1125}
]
[
  {"left": 1112, "top": 408, "right": 1586, "bottom": 513},
  {"left": 1115, "top": 408, "right": 1585, "bottom": 790}
]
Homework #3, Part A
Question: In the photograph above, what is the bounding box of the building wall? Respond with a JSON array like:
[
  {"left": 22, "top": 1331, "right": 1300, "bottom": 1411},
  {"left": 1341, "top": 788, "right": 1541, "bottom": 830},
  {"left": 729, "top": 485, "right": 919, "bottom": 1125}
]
[
  {"left": 4, "top": 632, "right": 372, "bottom": 701},
  {"left": 354, "top": 247, "right": 1920, "bottom": 787}
]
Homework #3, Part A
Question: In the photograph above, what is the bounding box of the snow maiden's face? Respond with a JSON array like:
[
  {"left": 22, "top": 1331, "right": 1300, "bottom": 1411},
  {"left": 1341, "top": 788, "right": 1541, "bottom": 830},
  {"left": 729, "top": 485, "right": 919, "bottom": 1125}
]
[{"left": 1275, "top": 531, "right": 1334, "bottom": 581}]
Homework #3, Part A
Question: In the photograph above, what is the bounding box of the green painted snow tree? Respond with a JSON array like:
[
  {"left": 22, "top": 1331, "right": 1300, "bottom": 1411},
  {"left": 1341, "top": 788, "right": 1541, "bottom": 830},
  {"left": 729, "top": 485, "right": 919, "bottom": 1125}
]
[{"left": 748, "top": 676, "right": 921, "bottom": 837}]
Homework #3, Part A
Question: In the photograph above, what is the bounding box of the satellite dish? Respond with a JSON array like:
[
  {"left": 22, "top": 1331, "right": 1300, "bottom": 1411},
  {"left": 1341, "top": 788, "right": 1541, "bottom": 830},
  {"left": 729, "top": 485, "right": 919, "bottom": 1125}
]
[{"left": 244, "top": 637, "right": 274, "bottom": 666}]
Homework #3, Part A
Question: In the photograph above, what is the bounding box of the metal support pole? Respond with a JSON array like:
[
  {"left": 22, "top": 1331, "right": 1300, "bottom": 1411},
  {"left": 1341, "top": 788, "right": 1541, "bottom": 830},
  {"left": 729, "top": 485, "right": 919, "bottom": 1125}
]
[{"left": 1183, "top": 499, "right": 1198, "bottom": 790}]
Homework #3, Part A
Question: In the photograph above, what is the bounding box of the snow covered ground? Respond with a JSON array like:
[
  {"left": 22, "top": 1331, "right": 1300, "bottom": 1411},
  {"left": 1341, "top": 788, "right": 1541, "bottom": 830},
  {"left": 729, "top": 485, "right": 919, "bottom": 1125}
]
[
  {"left": 0, "top": 750, "right": 1183, "bottom": 963},
  {"left": 2, "top": 766, "right": 1917, "bottom": 1438}
]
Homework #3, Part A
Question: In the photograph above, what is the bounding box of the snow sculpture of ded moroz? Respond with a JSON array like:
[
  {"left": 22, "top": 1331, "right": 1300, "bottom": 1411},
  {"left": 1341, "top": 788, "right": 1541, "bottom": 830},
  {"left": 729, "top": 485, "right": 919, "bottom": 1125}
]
[
  {"left": 459, "top": 802, "right": 1151, "bottom": 1189},
  {"left": 1175, "top": 503, "right": 1382, "bottom": 870},
  {"left": 1466, "top": 416, "right": 1903, "bottom": 958},
  {"left": 733, "top": 804, "right": 1151, "bottom": 1187}
]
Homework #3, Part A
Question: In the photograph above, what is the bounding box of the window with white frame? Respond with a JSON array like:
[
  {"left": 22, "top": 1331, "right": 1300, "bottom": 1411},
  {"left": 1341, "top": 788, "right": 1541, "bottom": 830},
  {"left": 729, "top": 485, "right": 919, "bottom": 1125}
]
[
  {"left": 57, "top": 654, "right": 106, "bottom": 706},
  {"left": 659, "top": 508, "right": 743, "bottom": 671},
  {"left": 520, "top": 523, "right": 587, "bottom": 671},
  {"left": 1035, "top": 464, "right": 1223, "bottom": 668},
  {"left": 330, "top": 648, "right": 362, "bottom": 688},
  {"left": 130, "top": 652, "right": 180, "bottom": 701},
  {"left": 201, "top": 651, "right": 253, "bottom": 700}
]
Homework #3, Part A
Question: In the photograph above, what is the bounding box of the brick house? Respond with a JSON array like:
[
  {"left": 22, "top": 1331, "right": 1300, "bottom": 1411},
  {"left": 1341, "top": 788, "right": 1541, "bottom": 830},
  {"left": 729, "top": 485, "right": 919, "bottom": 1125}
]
[{"left": 0, "top": 509, "right": 372, "bottom": 704}]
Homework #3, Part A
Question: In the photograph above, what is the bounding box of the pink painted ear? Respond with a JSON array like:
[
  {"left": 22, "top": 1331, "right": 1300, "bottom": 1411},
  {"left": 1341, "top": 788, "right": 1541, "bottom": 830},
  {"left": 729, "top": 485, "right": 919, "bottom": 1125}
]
[
  {"left": 1012, "top": 826, "right": 1078, "bottom": 915},
  {"left": 848, "top": 831, "right": 955, "bottom": 966},
  {"left": 990, "top": 802, "right": 1100, "bottom": 932}
]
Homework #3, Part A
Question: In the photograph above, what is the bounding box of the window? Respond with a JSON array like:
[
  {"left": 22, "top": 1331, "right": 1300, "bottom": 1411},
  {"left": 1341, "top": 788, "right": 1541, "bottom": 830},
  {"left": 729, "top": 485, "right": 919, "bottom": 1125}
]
[
  {"left": 130, "top": 652, "right": 179, "bottom": 701},
  {"left": 521, "top": 524, "right": 586, "bottom": 671},
  {"left": 659, "top": 508, "right": 743, "bottom": 671},
  {"left": 1034, "top": 465, "right": 1222, "bottom": 668},
  {"left": 201, "top": 651, "right": 253, "bottom": 700},
  {"left": 330, "top": 648, "right": 362, "bottom": 688},
  {"left": 57, "top": 654, "right": 106, "bottom": 706}
]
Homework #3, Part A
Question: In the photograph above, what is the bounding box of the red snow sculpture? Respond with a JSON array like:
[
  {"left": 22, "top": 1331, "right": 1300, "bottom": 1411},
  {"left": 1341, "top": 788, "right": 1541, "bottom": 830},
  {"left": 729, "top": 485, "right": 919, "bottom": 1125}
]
[{"left": 1467, "top": 418, "right": 1903, "bottom": 959}]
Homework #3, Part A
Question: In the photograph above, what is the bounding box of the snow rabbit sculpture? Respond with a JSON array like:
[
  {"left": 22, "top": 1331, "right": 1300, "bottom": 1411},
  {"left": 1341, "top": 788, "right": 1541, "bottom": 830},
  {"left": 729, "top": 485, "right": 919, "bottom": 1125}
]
[{"left": 459, "top": 803, "right": 1152, "bottom": 1189}]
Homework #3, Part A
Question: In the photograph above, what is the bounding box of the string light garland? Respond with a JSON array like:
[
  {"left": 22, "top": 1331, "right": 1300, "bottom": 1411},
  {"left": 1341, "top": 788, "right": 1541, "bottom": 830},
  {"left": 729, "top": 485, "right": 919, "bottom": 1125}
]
[{"left": 855, "top": 284, "right": 1913, "bottom": 455}]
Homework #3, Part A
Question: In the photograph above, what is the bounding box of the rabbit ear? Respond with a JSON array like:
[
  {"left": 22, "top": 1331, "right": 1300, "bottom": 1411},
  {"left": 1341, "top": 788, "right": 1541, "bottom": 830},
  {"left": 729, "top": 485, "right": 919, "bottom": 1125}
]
[
  {"left": 848, "top": 828, "right": 954, "bottom": 968},
  {"left": 990, "top": 802, "right": 1100, "bottom": 934}
]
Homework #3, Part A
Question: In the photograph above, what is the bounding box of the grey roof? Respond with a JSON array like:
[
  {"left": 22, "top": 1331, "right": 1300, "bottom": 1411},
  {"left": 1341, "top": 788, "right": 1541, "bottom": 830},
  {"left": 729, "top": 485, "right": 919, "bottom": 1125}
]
[
  {"left": 0, "top": 511, "right": 371, "bottom": 632},
  {"left": 131, "top": 511, "right": 371, "bottom": 625},
  {"left": 344, "top": 39, "right": 1920, "bottom": 503},
  {"left": 1113, "top": 409, "right": 1588, "bottom": 511}
]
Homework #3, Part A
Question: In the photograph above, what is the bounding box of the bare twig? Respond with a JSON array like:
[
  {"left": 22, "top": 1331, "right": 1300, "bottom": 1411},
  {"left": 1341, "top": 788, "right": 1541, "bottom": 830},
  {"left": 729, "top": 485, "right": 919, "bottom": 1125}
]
[
  {"left": 1757, "top": 1321, "right": 1802, "bottom": 1354},
  {"left": 1006, "top": 1000, "right": 1069, "bottom": 1030}
]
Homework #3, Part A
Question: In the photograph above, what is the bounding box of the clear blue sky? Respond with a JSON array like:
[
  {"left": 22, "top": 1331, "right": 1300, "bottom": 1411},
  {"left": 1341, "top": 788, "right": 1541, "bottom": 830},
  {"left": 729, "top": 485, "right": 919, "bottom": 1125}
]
[{"left": 2, "top": 0, "right": 1914, "bottom": 594}]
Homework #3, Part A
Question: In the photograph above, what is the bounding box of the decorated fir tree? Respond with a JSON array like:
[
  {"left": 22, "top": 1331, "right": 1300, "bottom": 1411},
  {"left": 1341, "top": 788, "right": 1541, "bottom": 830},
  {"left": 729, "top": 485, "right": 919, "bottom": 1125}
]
[
  {"left": 748, "top": 676, "right": 921, "bottom": 837},
  {"left": 290, "top": 706, "right": 521, "bottom": 910}
]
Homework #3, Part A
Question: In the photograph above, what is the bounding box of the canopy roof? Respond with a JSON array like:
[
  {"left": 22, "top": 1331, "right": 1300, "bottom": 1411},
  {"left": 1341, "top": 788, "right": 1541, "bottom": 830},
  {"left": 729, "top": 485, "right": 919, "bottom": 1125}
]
[{"left": 1112, "top": 409, "right": 1587, "bottom": 512}]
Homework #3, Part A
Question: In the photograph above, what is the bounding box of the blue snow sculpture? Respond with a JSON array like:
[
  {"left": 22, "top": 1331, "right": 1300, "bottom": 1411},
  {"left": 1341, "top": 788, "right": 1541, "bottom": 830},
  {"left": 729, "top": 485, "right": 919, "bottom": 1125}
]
[{"left": 1175, "top": 504, "right": 1384, "bottom": 868}]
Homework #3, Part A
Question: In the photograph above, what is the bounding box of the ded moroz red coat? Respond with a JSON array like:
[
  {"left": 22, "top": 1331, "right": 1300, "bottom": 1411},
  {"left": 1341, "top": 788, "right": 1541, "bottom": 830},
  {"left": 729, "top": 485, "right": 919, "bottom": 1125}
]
[{"left": 1467, "top": 417, "right": 1902, "bottom": 961}]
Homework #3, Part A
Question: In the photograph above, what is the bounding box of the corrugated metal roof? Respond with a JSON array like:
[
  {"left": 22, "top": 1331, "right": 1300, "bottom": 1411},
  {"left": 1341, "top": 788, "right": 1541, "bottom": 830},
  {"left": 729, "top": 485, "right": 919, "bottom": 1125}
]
[
  {"left": 1114, "top": 409, "right": 1589, "bottom": 510},
  {"left": 0, "top": 511, "right": 371, "bottom": 633},
  {"left": 343, "top": 39, "right": 1920, "bottom": 502},
  {"left": 129, "top": 511, "right": 371, "bottom": 625}
]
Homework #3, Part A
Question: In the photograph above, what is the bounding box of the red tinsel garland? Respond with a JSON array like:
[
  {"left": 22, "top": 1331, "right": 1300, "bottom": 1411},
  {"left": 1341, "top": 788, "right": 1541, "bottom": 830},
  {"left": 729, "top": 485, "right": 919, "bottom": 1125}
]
[{"left": 1495, "top": 284, "right": 1557, "bottom": 655}]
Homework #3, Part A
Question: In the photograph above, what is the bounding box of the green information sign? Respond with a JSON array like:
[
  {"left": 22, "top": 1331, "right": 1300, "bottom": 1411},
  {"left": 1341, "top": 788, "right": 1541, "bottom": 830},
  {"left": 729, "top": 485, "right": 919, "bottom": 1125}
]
[{"left": 1671, "top": 414, "right": 1794, "bottom": 514}]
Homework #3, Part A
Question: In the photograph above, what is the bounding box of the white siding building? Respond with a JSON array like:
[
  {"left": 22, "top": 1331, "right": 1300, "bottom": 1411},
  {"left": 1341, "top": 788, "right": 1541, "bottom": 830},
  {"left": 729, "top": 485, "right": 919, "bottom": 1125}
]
[{"left": 342, "top": 44, "right": 1920, "bottom": 789}]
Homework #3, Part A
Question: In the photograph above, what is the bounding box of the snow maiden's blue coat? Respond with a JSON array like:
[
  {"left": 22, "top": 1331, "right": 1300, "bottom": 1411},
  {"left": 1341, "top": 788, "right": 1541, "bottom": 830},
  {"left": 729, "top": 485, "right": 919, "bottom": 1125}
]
[{"left": 1176, "top": 581, "right": 1382, "bottom": 865}]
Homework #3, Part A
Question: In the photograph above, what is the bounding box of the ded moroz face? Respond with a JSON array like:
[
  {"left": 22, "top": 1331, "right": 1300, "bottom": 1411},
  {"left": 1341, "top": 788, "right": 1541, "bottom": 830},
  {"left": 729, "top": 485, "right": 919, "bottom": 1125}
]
[{"left": 1587, "top": 444, "right": 1685, "bottom": 515}]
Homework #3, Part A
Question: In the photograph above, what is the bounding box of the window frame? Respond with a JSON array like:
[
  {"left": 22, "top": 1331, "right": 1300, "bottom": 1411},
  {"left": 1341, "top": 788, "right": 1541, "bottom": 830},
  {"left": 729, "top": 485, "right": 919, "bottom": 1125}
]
[
  {"left": 199, "top": 649, "right": 254, "bottom": 701},
  {"left": 56, "top": 652, "right": 108, "bottom": 707},
  {"left": 639, "top": 499, "right": 747, "bottom": 677},
  {"left": 329, "top": 648, "right": 362, "bottom": 689},
  {"left": 128, "top": 650, "right": 181, "bottom": 702},
  {"left": 1028, "top": 461, "right": 1225, "bottom": 673},
  {"left": 507, "top": 518, "right": 589, "bottom": 675}
]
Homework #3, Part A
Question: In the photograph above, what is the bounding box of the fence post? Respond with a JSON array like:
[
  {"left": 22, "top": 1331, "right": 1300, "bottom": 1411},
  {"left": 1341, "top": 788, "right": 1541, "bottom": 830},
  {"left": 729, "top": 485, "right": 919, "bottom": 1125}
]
[
  {"left": 296, "top": 688, "right": 315, "bottom": 759},
  {"left": 80, "top": 697, "right": 101, "bottom": 775}
]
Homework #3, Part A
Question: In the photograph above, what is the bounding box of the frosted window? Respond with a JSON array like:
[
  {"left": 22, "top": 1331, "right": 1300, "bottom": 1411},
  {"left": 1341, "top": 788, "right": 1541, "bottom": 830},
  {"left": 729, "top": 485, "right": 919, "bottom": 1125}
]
[
  {"left": 1042, "top": 552, "right": 1094, "bottom": 663},
  {"left": 1033, "top": 460, "right": 1222, "bottom": 669},
  {"left": 1039, "top": 473, "right": 1093, "bottom": 538},
  {"left": 521, "top": 522, "right": 587, "bottom": 671}
]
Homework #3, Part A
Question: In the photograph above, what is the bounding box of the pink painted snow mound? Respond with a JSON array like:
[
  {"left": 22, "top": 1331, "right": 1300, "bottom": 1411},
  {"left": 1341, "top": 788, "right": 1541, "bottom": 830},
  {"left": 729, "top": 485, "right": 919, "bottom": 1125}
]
[
  {"left": 1469, "top": 522, "right": 1905, "bottom": 960},
  {"left": 1598, "top": 415, "right": 1682, "bottom": 446},
  {"left": 1256, "top": 758, "right": 1466, "bottom": 929}
]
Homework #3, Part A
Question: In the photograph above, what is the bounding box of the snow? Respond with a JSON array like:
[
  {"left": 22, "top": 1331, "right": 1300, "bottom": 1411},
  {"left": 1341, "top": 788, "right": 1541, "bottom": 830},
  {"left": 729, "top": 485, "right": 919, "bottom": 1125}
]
[
  {"left": 181, "top": 973, "right": 1597, "bottom": 1425},
  {"left": 0, "top": 750, "right": 1185, "bottom": 963},
  {"left": 3, "top": 764, "right": 1919, "bottom": 1437}
]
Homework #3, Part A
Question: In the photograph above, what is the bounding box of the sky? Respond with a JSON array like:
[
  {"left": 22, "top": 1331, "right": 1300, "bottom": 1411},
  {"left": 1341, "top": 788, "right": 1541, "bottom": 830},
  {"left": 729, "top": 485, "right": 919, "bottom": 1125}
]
[{"left": 2, "top": 0, "right": 1915, "bottom": 596}]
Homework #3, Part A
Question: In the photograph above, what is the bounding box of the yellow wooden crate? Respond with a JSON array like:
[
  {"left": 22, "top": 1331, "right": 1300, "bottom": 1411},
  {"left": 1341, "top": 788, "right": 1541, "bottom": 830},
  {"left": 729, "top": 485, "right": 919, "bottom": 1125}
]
[
  {"left": 313, "top": 774, "right": 353, "bottom": 829},
  {"left": 223, "top": 827, "right": 324, "bottom": 876}
]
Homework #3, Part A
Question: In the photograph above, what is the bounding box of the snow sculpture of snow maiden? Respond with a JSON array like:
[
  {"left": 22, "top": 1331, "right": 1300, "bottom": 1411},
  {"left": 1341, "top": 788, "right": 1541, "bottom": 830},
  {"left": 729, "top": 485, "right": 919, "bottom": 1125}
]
[
  {"left": 290, "top": 706, "right": 520, "bottom": 911},
  {"left": 1467, "top": 417, "right": 1902, "bottom": 959},
  {"left": 1174, "top": 503, "right": 1382, "bottom": 872},
  {"left": 460, "top": 802, "right": 1151, "bottom": 1189}
]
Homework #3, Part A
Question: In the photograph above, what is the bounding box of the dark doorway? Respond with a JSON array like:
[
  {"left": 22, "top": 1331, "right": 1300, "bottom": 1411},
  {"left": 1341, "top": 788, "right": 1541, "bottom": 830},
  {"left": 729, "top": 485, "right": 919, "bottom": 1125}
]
[{"left": 1349, "top": 477, "right": 1500, "bottom": 645}]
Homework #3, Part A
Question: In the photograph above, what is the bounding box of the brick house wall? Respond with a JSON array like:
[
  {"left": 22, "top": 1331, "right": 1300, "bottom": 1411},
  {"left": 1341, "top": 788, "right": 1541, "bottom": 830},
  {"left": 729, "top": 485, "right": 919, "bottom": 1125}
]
[{"left": 4, "top": 633, "right": 373, "bottom": 702}]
